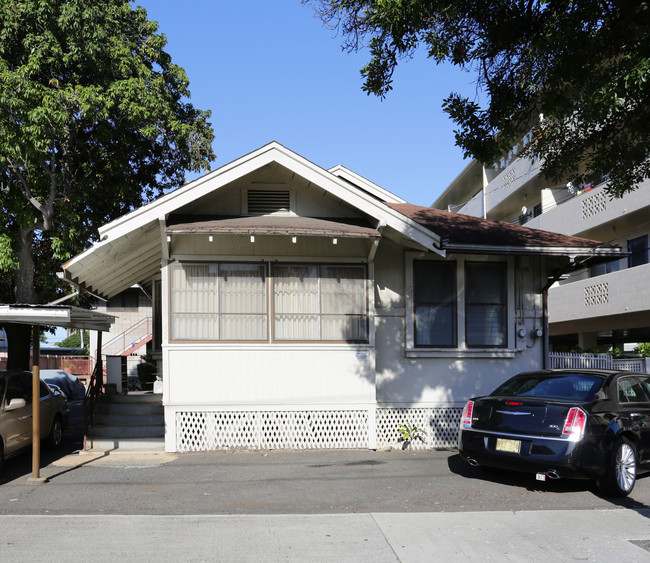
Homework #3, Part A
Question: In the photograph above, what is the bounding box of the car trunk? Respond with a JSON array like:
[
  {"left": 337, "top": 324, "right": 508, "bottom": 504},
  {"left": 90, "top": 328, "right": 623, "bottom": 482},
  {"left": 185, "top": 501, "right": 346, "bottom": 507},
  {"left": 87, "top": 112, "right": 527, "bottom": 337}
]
[{"left": 472, "top": 398, "right": 575, "bottom": 436}]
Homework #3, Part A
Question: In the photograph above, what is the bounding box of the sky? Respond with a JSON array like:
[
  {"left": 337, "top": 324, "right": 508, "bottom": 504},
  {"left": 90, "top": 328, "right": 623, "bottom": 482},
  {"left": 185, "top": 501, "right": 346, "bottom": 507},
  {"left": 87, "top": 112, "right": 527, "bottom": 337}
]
[{"left": 134, "top": 0, "right": 479, "bottom": 207}]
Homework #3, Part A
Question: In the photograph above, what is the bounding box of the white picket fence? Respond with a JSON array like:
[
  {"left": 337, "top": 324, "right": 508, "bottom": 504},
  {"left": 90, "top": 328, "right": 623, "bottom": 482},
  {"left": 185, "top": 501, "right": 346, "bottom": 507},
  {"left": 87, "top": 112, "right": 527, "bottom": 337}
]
[{"left": 548, "top": 352, "right": 648, "bottom": 373}]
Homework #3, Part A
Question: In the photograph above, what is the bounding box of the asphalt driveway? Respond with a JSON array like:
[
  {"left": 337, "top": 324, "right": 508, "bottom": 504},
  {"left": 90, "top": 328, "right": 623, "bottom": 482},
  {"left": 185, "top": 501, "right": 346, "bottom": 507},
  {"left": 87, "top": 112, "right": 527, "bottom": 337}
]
[{"left": 0, "top": 445, "right": 648, "bottom": 515}]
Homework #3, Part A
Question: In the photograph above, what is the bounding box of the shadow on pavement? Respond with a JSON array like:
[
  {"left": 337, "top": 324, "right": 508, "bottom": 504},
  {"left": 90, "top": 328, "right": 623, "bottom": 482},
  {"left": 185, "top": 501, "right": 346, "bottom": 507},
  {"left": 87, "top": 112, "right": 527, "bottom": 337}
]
[{"left": 447, "top": 452, "right": 650, "bottom": 511}]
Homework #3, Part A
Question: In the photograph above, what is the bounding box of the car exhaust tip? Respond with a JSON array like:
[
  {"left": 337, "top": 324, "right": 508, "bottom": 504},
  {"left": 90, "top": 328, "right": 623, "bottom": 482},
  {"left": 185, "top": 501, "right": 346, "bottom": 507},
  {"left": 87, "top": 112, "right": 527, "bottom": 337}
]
[
  {"left": 546, "top": 469, "right": 560, "bottom": 480},
  {"left": 467, "top": 458, "right": 479, "bottom": 467}
]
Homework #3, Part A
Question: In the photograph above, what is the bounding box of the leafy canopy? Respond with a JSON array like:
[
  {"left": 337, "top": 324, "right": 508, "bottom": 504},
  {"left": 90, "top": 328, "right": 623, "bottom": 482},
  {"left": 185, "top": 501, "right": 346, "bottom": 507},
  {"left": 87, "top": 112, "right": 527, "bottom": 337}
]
[
  {"left": 308, "top": 0, "right": 650, "bottom": 197},
  {"left": 0, "top": 0, "right": 215, "bottom": 305}
]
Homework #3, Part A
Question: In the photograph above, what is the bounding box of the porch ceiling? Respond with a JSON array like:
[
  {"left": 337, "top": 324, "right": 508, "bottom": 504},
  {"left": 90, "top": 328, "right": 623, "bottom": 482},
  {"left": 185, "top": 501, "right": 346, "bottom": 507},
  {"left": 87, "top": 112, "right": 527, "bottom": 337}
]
[{"left": 62, "top": 220, "right": 161, "bottom": 300}]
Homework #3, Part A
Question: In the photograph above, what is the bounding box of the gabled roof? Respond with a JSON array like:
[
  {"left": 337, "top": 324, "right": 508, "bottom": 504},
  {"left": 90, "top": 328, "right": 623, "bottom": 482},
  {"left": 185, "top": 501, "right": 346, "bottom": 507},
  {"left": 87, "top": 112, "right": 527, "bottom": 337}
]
[
  {"left": 61, "top": 143, "right": 622, "bottom": 300},
  {"left": 387, "top": 203, "right": 622, "bottom": 257},
  {"left": 62, "top": 142, "right": 443, "bottom": 299}
]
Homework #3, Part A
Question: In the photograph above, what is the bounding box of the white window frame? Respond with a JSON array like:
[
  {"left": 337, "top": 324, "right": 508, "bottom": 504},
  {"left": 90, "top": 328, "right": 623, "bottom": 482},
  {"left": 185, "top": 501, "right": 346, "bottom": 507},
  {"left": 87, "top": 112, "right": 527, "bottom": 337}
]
[{"left": 405, "top": 253, "right": 516, "bottom": 358}]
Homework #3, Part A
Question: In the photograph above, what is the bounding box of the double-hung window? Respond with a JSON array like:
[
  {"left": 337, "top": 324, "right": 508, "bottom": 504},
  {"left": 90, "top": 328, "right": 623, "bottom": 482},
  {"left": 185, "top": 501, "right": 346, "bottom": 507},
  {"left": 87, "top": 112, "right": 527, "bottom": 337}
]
[
  {"left": 413, "top": 260, "right": 456, "bottom": 347},
  {"left": 465, "top": 262, "right": 507, "bottom": 347},
  {"left": 409, "top": 256, "right": 510, "bottom": 354}
]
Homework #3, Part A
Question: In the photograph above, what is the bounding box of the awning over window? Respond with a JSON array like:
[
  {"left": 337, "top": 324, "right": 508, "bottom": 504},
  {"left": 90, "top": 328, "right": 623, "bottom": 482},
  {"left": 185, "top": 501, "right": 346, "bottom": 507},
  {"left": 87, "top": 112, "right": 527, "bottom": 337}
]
[{"left": 165, "top": 216, "right": 381, "bottom": 239}]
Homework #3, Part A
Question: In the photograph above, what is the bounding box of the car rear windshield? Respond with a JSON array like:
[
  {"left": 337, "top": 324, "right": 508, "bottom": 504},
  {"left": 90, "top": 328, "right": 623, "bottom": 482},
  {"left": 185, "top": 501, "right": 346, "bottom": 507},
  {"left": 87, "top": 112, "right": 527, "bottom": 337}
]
[{"left": 492, "top": 373, "right": 603, "bottom": 402}]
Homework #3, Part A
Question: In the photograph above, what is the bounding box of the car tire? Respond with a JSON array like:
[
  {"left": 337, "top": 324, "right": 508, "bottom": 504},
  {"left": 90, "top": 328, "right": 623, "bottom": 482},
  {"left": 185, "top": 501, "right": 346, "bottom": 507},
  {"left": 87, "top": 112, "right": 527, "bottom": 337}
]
[
  {"left": 602, "top": 436, "right": 636, "bottom": 497},
  {"left": 45, "top": 416, "right": 63, "bottom": 450}
]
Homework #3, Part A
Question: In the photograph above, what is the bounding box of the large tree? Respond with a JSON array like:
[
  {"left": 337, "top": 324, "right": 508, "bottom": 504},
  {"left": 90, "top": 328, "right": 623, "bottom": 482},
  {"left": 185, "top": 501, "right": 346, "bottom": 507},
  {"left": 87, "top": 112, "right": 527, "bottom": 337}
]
[
  {"left": 308, "top": 0, "right": 650, "bottom": 198},
  {"left": 0, "top": 0, "right": 215, "bottom": 368}
]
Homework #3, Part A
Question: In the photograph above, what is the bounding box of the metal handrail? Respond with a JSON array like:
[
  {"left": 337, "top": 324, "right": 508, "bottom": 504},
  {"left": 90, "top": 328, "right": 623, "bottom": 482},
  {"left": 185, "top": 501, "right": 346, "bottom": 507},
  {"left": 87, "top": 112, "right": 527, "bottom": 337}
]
[{"left": 102, "top": 317, "right": 152, "bottom": 356}]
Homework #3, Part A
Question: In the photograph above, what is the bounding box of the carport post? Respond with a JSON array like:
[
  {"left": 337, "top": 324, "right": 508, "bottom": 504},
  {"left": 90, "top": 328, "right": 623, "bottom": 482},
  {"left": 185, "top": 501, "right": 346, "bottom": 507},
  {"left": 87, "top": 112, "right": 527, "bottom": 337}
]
[{"left": 28, "top": 324, "right": 47, "bottom": 484}]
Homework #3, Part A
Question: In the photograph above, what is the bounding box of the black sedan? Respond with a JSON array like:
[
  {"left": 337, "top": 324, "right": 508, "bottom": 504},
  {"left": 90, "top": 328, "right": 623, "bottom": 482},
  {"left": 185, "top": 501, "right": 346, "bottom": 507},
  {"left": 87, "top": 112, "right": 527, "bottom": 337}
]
[{"left": 458, "top": 369, "right": 650, "bottom": 496}]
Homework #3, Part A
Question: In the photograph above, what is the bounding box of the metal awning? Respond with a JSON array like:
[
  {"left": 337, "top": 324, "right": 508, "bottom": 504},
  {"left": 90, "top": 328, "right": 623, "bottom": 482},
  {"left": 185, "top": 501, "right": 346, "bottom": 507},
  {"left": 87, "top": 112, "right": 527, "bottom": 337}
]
[{"left": 0, "top": 304, "right": 115, "bottom": 331}]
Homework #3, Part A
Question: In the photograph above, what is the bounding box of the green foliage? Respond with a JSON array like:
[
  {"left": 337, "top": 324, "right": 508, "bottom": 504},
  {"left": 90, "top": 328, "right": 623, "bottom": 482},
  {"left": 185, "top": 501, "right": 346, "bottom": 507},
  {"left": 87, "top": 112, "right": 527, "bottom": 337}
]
[
  {"left": 308, "top": 0, "right": 650, "bottom": 197},
  {"left": 397, "top": 421, "right": 427, "bottom": 449},
  {"left": 56, "top": 330, "right": 89, "bottom": 350},
  {"left": 0, "top": 0, "right": 216, "bottom": 307},
  {"left": 634, "top": 343, "right": 650, "bottom": 357}
]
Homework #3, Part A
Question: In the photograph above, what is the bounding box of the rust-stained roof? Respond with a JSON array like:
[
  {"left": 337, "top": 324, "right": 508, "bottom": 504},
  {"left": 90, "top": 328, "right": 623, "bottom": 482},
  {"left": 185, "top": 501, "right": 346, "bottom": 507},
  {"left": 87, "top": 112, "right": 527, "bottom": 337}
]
[
  {"left": 166, "top": 215, "right": 380, "bottom": 239},
  {"left": 386, "top": 203, "right": 618, "bottom": 251}
]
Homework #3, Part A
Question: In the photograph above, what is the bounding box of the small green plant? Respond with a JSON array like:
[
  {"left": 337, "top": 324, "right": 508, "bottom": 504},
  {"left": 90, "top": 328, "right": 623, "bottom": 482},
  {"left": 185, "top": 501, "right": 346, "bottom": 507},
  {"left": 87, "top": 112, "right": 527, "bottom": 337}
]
[
  {"left": 397, "top": 421, "right": 427, "bottom": 450},
  {"left": 634, "top": 343, "right": 650, "bottom": 357}
]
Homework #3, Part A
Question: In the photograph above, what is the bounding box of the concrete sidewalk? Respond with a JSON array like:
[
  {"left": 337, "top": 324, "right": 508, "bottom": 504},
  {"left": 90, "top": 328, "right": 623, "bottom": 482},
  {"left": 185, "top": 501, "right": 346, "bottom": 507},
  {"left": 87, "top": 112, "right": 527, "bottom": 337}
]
[{"left": 1, "top": 509, "right": 649, "bottom": 562}]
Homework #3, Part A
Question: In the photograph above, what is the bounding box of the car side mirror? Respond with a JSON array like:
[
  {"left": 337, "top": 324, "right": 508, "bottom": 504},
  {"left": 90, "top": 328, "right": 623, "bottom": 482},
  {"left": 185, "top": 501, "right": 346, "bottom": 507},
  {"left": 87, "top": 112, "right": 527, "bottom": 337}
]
[{"left": 5, "top": 398, "right": 27, "bottom": 411}]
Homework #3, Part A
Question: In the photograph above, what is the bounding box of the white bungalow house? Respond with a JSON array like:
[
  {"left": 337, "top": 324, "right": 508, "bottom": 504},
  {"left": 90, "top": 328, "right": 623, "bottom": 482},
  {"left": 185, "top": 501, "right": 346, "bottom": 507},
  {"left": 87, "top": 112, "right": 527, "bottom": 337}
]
[{"left": 62, "top": 142, "right": 622, "bottom": 452}]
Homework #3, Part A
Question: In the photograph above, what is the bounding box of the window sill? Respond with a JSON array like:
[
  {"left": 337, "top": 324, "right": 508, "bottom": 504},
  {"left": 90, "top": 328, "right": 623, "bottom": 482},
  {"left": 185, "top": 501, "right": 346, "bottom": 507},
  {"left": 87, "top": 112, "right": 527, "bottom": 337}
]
[{"left": 405, "top": 348, "right": 518, "bottom": 359}]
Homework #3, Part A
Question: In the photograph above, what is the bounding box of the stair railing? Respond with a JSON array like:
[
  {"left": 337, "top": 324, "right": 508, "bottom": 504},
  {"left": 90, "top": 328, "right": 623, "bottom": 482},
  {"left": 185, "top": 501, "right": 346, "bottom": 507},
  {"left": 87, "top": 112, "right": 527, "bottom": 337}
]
[{"left": 103, "top": 317, "right": 152, "bottom": 357}]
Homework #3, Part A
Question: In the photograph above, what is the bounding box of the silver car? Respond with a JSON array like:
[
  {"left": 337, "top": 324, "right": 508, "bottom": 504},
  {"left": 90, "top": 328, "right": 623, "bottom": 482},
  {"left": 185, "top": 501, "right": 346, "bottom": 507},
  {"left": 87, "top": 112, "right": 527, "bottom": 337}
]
[{"left": 0, "top": 370, "right": 69, "bottom": 474}]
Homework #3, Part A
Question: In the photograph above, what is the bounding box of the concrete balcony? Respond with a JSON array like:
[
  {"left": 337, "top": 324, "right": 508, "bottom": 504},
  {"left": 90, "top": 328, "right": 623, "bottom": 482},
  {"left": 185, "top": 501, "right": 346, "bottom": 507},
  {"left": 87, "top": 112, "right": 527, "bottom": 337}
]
[
  {"left": 548, "top": 263, "right": 650, "bottom": 335},
  {"left": 484, "top": 157, "right": 544, "bottom": 215},
  {"left": 525, "top": 179, "right": 650, "bottom": 238},
  {"left": 453, "top": 191, "right": 484, "bottom": 217}
]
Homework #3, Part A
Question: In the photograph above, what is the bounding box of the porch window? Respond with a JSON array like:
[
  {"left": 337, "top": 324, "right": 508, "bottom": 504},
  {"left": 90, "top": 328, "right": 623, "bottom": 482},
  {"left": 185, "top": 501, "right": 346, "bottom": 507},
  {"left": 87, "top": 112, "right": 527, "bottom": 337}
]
[
  {"left": 413, "top": 260, "right": 456, "bottom": 347},
  {"left": 465, "top": 262, "right": 507, "bottom": 347},
  {"left": 169, "top": 262, "right": 367, "bottom": 342},
  {"left": 170, "top": 263, "right": 266, "bottom": 341},
  {"left": 273, "top": 264, "right": 368, "bottom": 342}
]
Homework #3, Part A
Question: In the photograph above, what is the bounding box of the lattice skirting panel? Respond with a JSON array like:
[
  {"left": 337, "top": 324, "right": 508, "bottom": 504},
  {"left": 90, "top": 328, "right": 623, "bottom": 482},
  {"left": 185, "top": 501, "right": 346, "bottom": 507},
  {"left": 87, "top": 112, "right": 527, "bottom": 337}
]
[
  {"left": 376, "top": 407, "right": 463, "bottom": 450},
  {"left": 174, "top": 407, "right": 462, "bottom": 452},
  {"left": 175, "top": 410, "right": 369, "bottom": 452}
]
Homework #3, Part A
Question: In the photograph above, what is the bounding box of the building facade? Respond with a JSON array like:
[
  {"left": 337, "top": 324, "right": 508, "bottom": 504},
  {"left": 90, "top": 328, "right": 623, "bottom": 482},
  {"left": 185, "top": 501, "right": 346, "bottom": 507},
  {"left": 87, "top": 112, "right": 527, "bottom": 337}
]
[
  {"left": 63, "top": 143, "right": 621, "bottom": 452},
  {"left": 433, "top": 150, "right": 650, "bottom": 352}
]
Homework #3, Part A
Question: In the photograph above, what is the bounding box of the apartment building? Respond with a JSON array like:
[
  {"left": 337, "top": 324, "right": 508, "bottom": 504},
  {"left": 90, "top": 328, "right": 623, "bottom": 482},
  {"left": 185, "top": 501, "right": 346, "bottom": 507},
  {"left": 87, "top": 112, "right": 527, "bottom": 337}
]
[{"left": 433, "top": 152, "right": 650, "bottom": 352}]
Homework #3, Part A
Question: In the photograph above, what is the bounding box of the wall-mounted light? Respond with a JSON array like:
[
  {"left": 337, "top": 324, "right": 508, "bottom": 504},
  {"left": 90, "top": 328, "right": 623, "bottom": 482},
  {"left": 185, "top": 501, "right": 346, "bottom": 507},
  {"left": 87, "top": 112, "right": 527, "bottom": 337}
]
[
  {"left": 291, "top": 236, "right": 297, "bottom": 244},
  {"left": 250, "top": 235, "right": 255, "bottom": 243},
  {"left": 166, "top": 235, "right": 171, "bottom": 243},
  {"left": 332, "top": 238, "right": 338, "bottom": 245},
  {"left": 208, "top": 235, "right": 213, "bottom": 242}
]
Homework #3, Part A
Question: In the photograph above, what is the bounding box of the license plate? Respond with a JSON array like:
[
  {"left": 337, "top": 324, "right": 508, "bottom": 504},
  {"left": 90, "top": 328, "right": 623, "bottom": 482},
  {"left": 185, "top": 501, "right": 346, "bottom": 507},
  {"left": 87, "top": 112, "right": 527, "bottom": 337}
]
[{"left": 496, "top": 438, "right": 521, "bottom": 454}]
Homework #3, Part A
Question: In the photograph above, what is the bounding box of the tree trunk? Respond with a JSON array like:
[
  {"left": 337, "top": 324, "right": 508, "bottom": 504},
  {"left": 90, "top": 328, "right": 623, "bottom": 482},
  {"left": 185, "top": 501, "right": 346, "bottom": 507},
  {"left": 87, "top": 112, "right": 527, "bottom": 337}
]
[
  {"left": 6, "top": 227, "right": 38, "bottom": 370},
  {"left": 5, "top": 323, "right": 32, "bottom": 370}
]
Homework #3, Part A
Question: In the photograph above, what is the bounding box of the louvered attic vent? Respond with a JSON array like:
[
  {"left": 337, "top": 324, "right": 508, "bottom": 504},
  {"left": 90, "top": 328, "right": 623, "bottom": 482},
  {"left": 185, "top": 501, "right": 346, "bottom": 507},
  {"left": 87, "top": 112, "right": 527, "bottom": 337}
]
[{"left": 247, "top": 190, "right": 291, "bottom": 215}]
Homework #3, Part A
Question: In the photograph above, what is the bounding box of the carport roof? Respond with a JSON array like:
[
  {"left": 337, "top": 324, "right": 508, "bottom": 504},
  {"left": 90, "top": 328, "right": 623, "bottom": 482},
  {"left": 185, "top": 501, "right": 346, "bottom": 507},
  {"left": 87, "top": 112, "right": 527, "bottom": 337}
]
[{"left": 0, "top": 304, "right": 115, "bottom": 331}]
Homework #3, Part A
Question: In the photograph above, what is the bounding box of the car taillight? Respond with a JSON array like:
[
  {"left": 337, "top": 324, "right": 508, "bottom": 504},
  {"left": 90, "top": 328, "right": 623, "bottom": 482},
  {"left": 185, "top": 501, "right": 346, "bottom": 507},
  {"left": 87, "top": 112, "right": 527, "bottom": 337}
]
[
  {"left": 562, "top": 407, "right": 587, "bottom": 441},
  {"left": 461, "top": 400, "right": 474, "bottom": 428}
]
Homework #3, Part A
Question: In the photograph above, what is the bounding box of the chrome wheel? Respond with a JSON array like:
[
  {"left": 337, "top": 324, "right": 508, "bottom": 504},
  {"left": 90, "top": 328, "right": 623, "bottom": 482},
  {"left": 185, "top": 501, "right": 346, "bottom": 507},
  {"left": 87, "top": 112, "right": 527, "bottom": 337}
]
[
  {"left": 615, "top": 442, "right": 636, "bottom": 494},
  {"left": 601, "top": 437, "right": 636, "bottom": 497}
]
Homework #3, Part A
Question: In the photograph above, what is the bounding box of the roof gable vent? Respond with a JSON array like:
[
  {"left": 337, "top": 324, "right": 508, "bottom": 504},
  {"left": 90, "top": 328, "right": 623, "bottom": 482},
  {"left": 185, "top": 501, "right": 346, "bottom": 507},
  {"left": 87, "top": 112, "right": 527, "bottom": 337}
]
[{"left": 247, "top": 189, "right": 291, "bottom": 215}]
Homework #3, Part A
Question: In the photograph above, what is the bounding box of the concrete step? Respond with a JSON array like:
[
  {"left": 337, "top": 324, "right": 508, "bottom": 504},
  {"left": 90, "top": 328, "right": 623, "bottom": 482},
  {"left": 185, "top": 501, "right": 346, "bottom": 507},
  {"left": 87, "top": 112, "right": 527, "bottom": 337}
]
[
  {"left": 95, "top": 402, "right": 163, "bottom": 416},
  {"left": 89, "top": 424, "right": 164, "bottom": 438},
  {"left": 83, "top": 437, "right": 165, "bottom": 454},
  {"left": 87, "top": 392, "right": 165, "bottom": 447},
  {"left": 94, "top": 413, "right": 165, "bottom": 426},
  {"left": 100, "top": 392, "right": 162, "bottom": 404}
]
